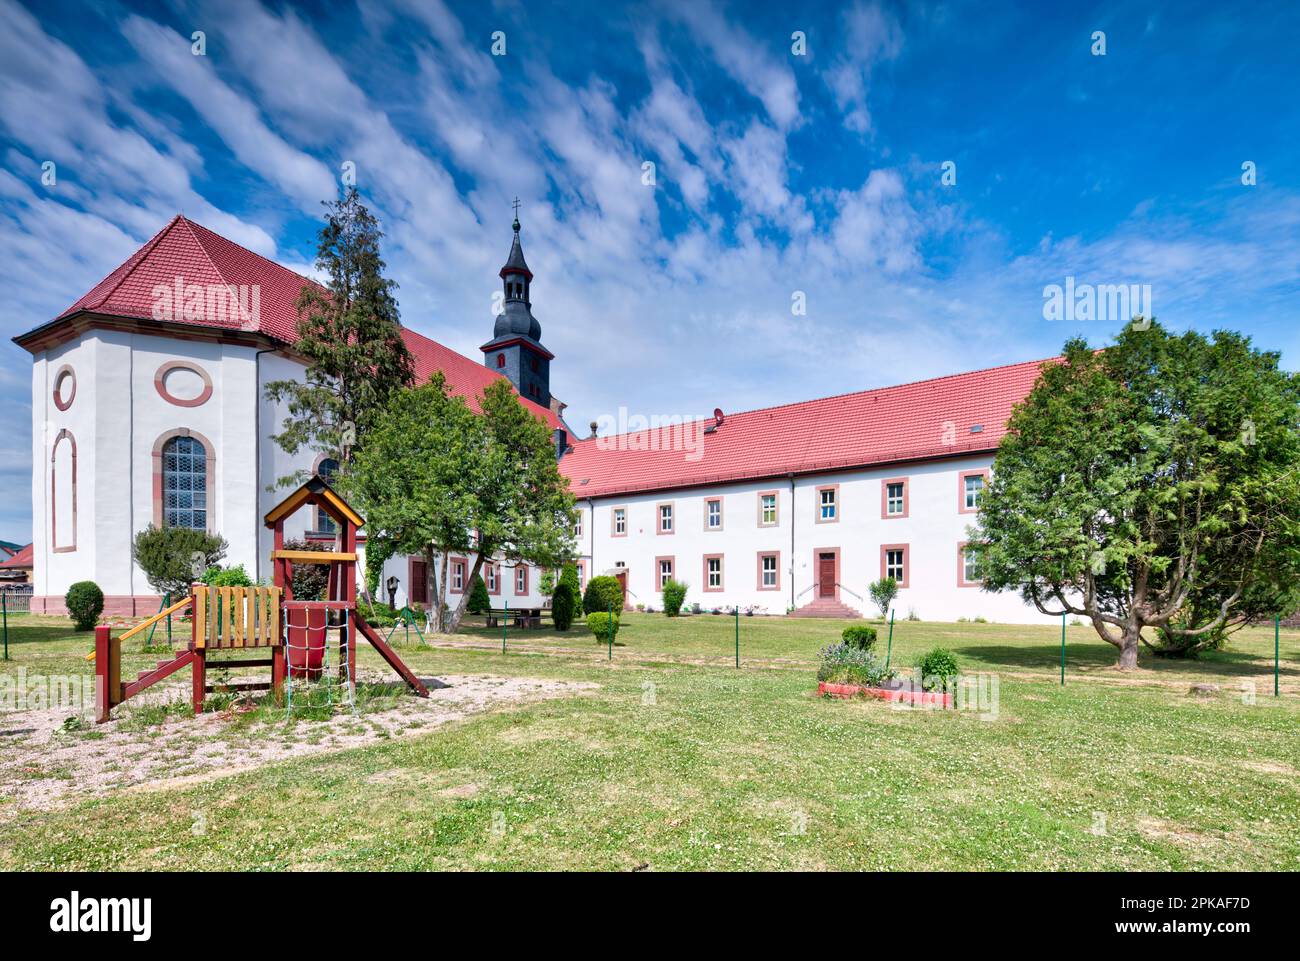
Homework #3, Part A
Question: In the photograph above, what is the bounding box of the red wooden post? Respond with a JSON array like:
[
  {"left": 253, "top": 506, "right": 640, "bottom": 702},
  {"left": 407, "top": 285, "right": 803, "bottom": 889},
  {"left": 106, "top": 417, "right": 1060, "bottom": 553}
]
[
  {"left": 94, "top": 625, "right": 111, "bottom": 724},
  {"left": 191, "top": 649, "right": 206, "bottom": 714}
]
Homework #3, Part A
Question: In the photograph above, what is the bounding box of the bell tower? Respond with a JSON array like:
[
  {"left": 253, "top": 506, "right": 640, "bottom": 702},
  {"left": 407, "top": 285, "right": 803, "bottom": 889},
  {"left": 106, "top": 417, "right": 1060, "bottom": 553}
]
[{"left": 481, "top": 202, "right": 553, "bottom": 408}]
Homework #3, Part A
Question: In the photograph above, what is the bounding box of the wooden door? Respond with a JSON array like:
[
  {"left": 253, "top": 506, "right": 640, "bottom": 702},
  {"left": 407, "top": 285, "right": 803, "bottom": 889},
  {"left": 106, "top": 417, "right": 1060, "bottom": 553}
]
[{"left": 818, "top": 553, "right": 836, "bottom": 597}]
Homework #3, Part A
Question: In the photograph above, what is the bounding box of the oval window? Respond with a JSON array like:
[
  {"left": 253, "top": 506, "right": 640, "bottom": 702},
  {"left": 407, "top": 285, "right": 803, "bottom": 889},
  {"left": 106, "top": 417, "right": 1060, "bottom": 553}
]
[
  {"left": 155, "top": 361, "right": 213, "bottom": 407},
  {"left": 52, "top": 365, "right": 76, "bottom": 411}
]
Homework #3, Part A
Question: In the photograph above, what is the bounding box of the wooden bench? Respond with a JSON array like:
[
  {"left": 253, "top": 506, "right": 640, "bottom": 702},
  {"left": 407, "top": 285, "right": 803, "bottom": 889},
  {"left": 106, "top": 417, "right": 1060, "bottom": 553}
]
[{"left": 485, "top": 608, "right": 543, "bottom": 629}]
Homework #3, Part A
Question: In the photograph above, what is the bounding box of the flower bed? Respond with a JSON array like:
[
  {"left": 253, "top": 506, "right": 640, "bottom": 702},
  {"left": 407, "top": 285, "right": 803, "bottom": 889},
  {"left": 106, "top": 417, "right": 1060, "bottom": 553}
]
[{"left": 817, "top": 681, "right": 953, "bottom": 708}]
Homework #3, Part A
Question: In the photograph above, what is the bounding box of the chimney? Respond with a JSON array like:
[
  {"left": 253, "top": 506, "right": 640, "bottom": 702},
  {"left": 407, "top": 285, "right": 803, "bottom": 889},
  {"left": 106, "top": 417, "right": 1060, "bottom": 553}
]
[
  {"left": 589, "top": 420, "right": 598, "bottom": 439},
  {"left": 553, "top": 427, "right": 568, "bottom": 461}
]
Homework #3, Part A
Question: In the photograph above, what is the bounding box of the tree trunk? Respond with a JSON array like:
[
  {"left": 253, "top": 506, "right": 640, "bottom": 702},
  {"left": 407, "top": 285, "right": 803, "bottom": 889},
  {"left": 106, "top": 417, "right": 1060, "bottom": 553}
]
[
  {"left": 423, "top": 546, "right": 437, "bottom": 632},
  {"left": 1117, "top": 628, "right": 1141, "bottom": 670}
]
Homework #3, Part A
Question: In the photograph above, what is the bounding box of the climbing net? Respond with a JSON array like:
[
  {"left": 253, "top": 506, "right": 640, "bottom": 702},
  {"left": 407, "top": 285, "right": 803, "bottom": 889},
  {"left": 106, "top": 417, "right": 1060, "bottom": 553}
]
[{"left": 282, "top": 608, "right": 356, "bottom": 717}]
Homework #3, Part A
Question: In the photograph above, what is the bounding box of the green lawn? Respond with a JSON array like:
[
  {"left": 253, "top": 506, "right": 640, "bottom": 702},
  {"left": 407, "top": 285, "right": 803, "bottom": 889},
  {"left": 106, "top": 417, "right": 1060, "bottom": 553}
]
[{"left": 1, "top": 611, "right": 1297, "bottom": 870}]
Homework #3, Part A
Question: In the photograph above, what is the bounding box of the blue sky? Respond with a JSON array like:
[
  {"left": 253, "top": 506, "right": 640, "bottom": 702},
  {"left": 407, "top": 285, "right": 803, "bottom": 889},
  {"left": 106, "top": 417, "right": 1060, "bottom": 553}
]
[{"left": 1, "top": 0, "right": 1298, "bottom": 543}]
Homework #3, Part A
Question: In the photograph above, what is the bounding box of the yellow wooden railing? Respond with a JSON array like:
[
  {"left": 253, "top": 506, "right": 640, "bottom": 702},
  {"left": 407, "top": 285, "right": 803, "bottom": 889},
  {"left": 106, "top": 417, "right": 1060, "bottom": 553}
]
[
  {"left": 84, "top": 594, "right": 193, "bottom": 662},
  {"left": 192, "top": 585, "right": 283, "bottom": 649}
]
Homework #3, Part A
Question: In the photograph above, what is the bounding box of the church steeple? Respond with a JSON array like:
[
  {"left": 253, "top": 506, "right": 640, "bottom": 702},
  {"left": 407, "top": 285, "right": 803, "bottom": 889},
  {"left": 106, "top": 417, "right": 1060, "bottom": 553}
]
[{"left": 482, "top": 202, "right": 553, "bottom": 407}]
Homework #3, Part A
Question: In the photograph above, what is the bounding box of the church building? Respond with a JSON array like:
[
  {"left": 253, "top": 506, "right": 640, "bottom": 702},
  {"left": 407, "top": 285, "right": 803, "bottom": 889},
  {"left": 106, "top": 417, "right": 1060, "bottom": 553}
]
[{"left": 16, "top": 213, "right": 1055, "bottom": 624}]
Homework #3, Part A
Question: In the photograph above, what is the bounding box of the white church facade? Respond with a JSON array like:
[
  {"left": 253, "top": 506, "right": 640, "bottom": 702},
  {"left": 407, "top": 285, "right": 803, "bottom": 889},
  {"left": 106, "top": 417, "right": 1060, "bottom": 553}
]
[{"left": 17, "top": 213, "right": 1056, "bottom": 624}]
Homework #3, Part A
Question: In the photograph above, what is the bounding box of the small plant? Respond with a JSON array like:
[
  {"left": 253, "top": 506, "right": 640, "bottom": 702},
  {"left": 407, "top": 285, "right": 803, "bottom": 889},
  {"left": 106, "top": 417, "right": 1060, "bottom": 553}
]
[
  {"left": 868, "top": 576, "right": 899, "bottom": 618},
  {"left": 538, "top": 569, "right": 555, "bottom": 600},
  {"left": 841, "top": 625, "right": 877, "bottom": 650},
  {"left": 917, "top": 648, "right": 960, "bottom": 691},
  {"left": 635, "top": 603, "right": 645, "bottom": 612},
  {"left": 467, "top": 574, "right": 491, "bottom": 615},
  {"left": 972, "top": 616, "right": 988, "bottom": 624},
  {"left": 906, "top": 607, "right": 920, "bottom": 622},
  {"left": 587, "top": 610, "right": 620, "bottom": 644},
  {"left": 817, "top": 643, "right": 897, "bottom": 688},
  {"left": 551, "top": 581, "right": 577, "bottom": 631},
  {"left": 582, "top": 575, "right": 624, "bottom": 616},
  {"left": 662, "top": 578, "right": 688, "bottom": 616},
  {"left": 201, "top": 563, "right": 254, "bottom": 587},
  {"left": 65, "top": 581, "right": 104, "bottom": 631}
]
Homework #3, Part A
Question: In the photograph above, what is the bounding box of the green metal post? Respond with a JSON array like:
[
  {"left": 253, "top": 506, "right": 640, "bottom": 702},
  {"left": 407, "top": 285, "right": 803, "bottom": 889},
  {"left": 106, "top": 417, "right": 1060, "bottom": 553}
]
[
  {"left": 1061, "top": 613, "right": 1066, "bottom": 686},
  {"left": 735, "top": 607, "right": 739, "bottom": 668},
  {"left": 2, "top": 590, "right": 8, "bottom": 661},
  {"left": 885, "top": 610, "right": 895, "bottom": 669},
  {"left": 503, "top": 599, "right": 509, "bottom": 655},
  {"left": 608, "top": 603, "right": 613, "bottom": 660},
  {"left": 146, "top": 591, "right": 169, "bottom": 648},
  {"left": 1276, "top": 616, "right": 1281, "bottom": 698}
]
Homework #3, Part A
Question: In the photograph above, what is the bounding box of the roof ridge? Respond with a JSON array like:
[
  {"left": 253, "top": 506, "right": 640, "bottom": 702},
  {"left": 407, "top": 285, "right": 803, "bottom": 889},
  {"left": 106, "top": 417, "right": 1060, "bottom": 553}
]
[
  {"left": 70, "top": 214, "right": 183, "bottom": 316},
  {"left": 574, "top": 354, "right": 1059, "bottom": 445},
  {"left": 184, "top": 215, "right": 319, "bottom": 289}
]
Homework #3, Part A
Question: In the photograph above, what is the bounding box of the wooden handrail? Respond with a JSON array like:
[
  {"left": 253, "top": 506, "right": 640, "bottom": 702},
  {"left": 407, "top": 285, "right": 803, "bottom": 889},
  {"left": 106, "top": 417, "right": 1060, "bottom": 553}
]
[{"left": 85, "top": 594, "right": 193, "bottom": 660}]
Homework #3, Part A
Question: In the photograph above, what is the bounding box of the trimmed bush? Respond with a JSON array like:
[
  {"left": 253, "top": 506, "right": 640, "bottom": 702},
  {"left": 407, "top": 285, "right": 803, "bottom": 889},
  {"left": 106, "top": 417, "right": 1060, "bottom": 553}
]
[
  {"left": 587, "top": 610, "right": 620, "bottom": 643},
  {"left": 662, "top": 578, "right": 688, "bottom": 616},
  {"left": 582, "top": 575, "right": 624, "bottom": 616},
  {"left": 841, "top": 625, "right": 877, "bottom": 650},
  {"left": 201, "top": 563, "right": 254, "bottom": 587},
  {"left": 559, "top": 563, "right": 580, "bottom": 598},
  {"left": 917, "top": 648, "right": 960, "bottom": 691},
  {"left": 468, "top": 574, "right": 491, "bottom": 614},
  {"left": 132, "top": 524, "right": 228, "bottom": 600},
  {"left": 65, "top": 581, "right": 104, "bottom": 631},
  {"left": 552, "top": 582, "right": 576, "bottom": 631}
]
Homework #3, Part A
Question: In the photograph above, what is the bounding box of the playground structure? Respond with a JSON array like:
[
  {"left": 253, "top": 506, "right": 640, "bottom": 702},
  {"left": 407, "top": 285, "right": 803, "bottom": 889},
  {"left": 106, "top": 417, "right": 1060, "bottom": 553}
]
[{"left": 94, "top": 475, "right": 429, "bottom": 723}]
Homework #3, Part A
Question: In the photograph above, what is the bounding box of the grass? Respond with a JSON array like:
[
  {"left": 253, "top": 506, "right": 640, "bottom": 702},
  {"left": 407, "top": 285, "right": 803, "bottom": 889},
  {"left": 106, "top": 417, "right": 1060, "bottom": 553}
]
[{"left": 0, "top": 610, "right": 1297, "bottom": 870}]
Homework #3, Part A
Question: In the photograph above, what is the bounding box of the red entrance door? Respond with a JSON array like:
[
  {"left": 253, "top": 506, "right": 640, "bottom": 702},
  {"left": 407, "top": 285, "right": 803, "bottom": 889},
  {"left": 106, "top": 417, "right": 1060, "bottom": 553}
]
[
  {"left": 818, "top": 553, "right": 836, "bottom": 598},
  {"left": 615, "top": 570, "right": 629, "bottom": 610}
]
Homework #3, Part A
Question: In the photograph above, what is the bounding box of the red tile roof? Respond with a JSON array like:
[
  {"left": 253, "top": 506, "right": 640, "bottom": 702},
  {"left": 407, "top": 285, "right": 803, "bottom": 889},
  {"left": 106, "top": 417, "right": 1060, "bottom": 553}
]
[
  {"left": 559, "top": 357, "right": 1054, "bottom": 498},
  {"left": 0, "top": 543, "right": 33, "bottom": 569},
  {"left": 37, "top": 215, "right": 560, "bottom": 428}
]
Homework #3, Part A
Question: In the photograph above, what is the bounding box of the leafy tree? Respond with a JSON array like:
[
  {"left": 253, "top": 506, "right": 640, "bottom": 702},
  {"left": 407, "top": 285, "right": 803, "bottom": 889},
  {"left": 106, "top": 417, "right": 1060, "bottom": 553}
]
[
  {"left": 538, "top": 569, "right": 556, "bottom": 600},
  {"left": 972, "top": 323, "right": 1300, "bottom": 669},
  {"left": 264, "top": 188, "right": 414, "bottom": 486},
  {"left": 468, "top": 574, "right": 491, "bottom": 614},
  {"left": 868, "top": 577, "right": 898, "bottom": 618},
  {"left": 133, "top": 525, "right": 227, "bottom": 601},
  {"left": 351, "top": 376, "right": 575, "bottom": 633}
]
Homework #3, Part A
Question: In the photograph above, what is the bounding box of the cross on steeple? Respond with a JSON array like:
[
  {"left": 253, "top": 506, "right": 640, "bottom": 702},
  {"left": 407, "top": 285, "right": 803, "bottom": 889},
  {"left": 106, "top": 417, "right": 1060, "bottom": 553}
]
[{"left": 511, "top": 196, "right": 522, "bottom": 217}]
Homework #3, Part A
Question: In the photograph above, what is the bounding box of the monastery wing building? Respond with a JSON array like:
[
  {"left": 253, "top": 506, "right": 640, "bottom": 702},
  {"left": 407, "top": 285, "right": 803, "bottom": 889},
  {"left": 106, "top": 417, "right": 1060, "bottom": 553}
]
[{"left": 16, "top": 214, "right": 1056, "bottom": 624}]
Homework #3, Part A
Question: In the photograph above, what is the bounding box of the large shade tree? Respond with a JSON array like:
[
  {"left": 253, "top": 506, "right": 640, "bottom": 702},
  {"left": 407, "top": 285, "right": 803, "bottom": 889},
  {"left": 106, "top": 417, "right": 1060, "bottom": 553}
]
[
  {"left": 351, "top": 376, "right": 576, "bottom": 633},
  {"left": 972, "top": 323, "right": 1300, "bottom": 669}
]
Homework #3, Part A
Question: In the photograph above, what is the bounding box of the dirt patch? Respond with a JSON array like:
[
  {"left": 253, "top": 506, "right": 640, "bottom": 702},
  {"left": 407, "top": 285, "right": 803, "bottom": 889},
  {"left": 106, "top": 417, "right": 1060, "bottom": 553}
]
[{"left": 0, "top": 673, "right": 595, "bottom": 819}]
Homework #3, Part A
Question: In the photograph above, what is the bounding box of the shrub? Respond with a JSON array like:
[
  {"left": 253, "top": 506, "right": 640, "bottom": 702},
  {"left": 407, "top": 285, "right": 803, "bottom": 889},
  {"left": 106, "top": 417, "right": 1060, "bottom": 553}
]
[
  {"left": 917, "top": 648, "right": 960, "bottom": 691},
  {"left": 538, "top": 569, "right": 556, "bottom": 599},
  {"left": 65, "top": 581, "right": 104, "bottom": 631},
  {"left": 552, "top": 582, "right": 576, "bottom": 631},
  {"left": 587, "top": 610, "right": 620, "bottom": 643},
  {"left": 201, "top": 563, "right": 254, "bottom": 587},
  {"left": 361, "top": 602, "right": 400, "bottom": 628},
  {"left": 559, "top": 563, "right": 580, "bottom": 598},
  {"left": 468, "top": 574, "right": 491, "bottom": 614},
  {"left": 132, "top": 524, "right": 228, "bottom": 600},
  {"left": 662, "top": 578, "right": 688, "bottom": 616},
  {"left": 868, "top": 577, "right": 899, "bottom": 618},
  {"left": 583, "top": 575, "right": 624, "bottom": 615},
  {"left": 817, "top": 643, "right": 896, "bottom": 687},
  {"left": 841, "top": 625, "right": 877, "bottom": 650}
]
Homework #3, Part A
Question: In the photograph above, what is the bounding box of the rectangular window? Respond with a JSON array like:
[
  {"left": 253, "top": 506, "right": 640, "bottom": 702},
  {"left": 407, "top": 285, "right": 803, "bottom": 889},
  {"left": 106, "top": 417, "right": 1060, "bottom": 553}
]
[
  {"left": 515, "top": 566, "right": 528, "bottom": 595},
  {"left": 487, "top": 564, "right": 499, "bottom": 594},
  {"left": 705, "top": 498, "right": 723, "bottom": 530},
  {"left": 577, "top": 561, "right": 586, "bottom": 590},
  {"left": 883, "top": 478, "right": 908, "bottom": 518},
  {"left": 656, "top": 556, "right": 674, "bottom": 590},
  {"left": 704, "top": 555, "right": 724, "bottom": 591},
  {"left": 881, "top": 544, "right": 909, "bottom": 587},
  {"left": 758, "top": 552, "right": 779, "bottom": 591},
  {"left": 612, "top": 507, "right": 627, "bottom": 536},
  {"left": 960, "top": 470, "right": 988, "bottom": 513},
  {"left": 758, "top": 491, "right": 778, "bottom": 527},
  {"left": 574, "top": 512, "right": 583, "bottom": 538},
  {"left": 658, "top": 502, "right": 674, "bottom": 534},
  {"left": 817, "top": 485, "right": 838, "bottom": 522},
  {"left": 452, "top": 559, "right": 466, "bottom": 593},
  {"left": 959, "top": 543, "right": 983, "bottom": 587}
]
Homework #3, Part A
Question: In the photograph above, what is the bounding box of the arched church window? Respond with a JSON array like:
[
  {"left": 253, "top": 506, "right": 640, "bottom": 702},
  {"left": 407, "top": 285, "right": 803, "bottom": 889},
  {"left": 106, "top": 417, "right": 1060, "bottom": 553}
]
[
  {"left": 162, "top": 435, "right": 208, "bottom": 530},
  {"left": 51, "top": 429, "right": 77, "bottom": 552},
  {"left": 497, "top": 353, "right": 506, "bottom": 369},
  {"left": 316, "top": 458, "right": 339, "bottom": 534}
]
